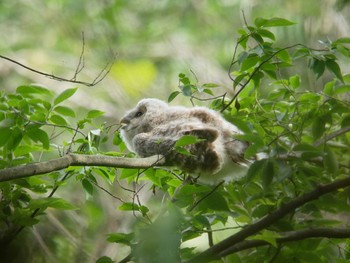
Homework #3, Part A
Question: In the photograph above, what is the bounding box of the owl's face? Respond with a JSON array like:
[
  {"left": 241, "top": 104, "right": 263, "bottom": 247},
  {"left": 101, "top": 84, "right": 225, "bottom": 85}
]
[{"left": 120, "top": 99, "right": 168, "bottom": 147}]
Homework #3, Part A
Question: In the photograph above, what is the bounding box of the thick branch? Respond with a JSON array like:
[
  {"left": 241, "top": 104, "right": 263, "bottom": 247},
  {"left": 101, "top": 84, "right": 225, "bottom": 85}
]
[
  {"left": 218, "top": 228, "right": 350, "bottom": 257},
  {"left": 186, "top": 176, "right": 350, "bottom": 263},
  {"left": 0, "top": 154, "right": 165, "bottom": 182}
]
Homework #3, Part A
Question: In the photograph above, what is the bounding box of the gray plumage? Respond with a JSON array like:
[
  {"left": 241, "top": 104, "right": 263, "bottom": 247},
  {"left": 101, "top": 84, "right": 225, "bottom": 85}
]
[{"left": 120, "top": 98, "right": 248, "bottom": 183}]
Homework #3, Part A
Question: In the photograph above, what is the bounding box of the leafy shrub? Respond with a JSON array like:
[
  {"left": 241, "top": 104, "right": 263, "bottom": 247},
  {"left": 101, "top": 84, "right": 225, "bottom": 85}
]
[{"left": 1, "top": 17, "right": 350, "bottom": 263}]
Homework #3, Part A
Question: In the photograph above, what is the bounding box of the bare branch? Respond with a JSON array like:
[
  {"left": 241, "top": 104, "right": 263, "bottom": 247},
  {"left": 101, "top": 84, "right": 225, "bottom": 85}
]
[
  {"left": 72, "top": 31, "right": 86, "bottom": 81},
  {"left": 218, "top": 228, "right": 350, "bottom": 257},
  {"left": 0, "top": 154, "right": 165, "bottom": 182},
  {"left": 0, "top": 53, "right": 114, "bottom": 87},
  {"left": 185, "top": 175, "right": 350, "bottom": 262}
]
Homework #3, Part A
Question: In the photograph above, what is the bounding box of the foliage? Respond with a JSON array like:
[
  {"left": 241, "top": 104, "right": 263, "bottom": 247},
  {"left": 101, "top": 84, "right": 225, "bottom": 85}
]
[{"left": 1, "top": 16, "right": 350, "bottom": 263}]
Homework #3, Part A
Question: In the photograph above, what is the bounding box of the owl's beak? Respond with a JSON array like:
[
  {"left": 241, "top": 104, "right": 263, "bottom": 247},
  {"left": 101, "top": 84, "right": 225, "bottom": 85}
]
[{"left": 120, "top": 118, "right": 129, "bottom": 128}]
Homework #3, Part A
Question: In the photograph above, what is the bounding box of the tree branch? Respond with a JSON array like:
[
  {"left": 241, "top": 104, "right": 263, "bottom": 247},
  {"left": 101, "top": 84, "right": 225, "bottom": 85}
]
[
  {"left": 218, "top": 227, "right": 350, "bottom": 257},
  {"left": 313, "top": 125, "right": 350, "bottom": 147},
  {"left": 185, "top": 175, "right": 350, "bottom": 262},
  {"left": 0, "top": 154, "right": 165, "bottom": 182},
  {"left": 0, "top": 54, "right": 115, "bottom": 87}
]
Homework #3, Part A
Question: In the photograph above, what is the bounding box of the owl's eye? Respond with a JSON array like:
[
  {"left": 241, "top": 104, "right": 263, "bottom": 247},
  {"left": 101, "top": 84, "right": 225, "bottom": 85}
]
[{"left": 135, "top": 111, "right": 143, "bottom": 117}]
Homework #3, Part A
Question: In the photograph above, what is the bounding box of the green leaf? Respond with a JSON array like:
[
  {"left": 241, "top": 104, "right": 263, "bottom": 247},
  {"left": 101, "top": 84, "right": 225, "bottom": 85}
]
[
  {"left": 180, "top": 84, "right": 194, "bottom": 97},
  {"left": 26, "top": 128, "right": 50, "bottom": 149},
  {"left": 293, "top": 47, "right": 310, "bottom": 59},
  {"left": 202, "top": 83, "right": 219, "bottom": 88},
  {"left": 311, "top": 116, "right": 326, "bottom": 140},
  {"left": 119, "top": 169, "right": 139, "bottom": 180},
  {"left": 49, "top": 114, "right": 68, "bottom": 125},
  {"left": 175, "top": 135, "right": 204, "bottom": 147},
  {"left": 16, "top": 84, "right": 53, "bottom": 97},
  {"left": 262, "top": 159, "right": 275, "bottom": 189},
  {"left": 198, "top": 191, "right": 229, "bottom": 211},
  {"left": 82, "top": 179, "right": 94, "bottom": 196},
  {"left": 324, "top": 80, "right": 335, "bottom": 96},
  {"left": 276, "top": 49, "right": 291, "bottom": 64},
  {"left": 107, "top": 233, "right": 134, "bottom": 245},
  {"left": 168, "top": 91, "right": 181, "bottom": 102},
  {"left": 289, "top": 75, "right": 300, "bottom": 89},
  {"left": 0, "top": 127, "right": 12, "bottom": 147},
  {"left": 87, "top": 109, "right": 105, "bottom": 119},
  {"left": 7, "top": 127, "right": 23, "bottom": 151},
  {"left": 310, "top": 58, "right": 325, "bottom": 79},
  {"left": 246, "top": 159, "right": 265, "bottom": 181},
  {"left": 240, "top": 54, "right": 260, "bottom": 71},
  {"left": 119, "top": 202, "right": 149, "bottom": 216},
  {"left": 29, "top": 197, "right": 78, "bottom": 210},
  {"left": 323, "top": 146, "right": 338, "bottom": 174},
  {"left": 334, "top": 85, "right": 350, "bottom": 94},
  {"left": 255, "top": 17, "right": 296, "bottom": 28},
  {"left": 178, "top": 185, "right": 210, "bottom": 195},
  {"left": 257, "top": 29, "right": 275, "bottom": 40},
  {"left": 333, "top": 37, "right": 350, "bottom": 44},
  {"left": 326, "top": 60, "right": 344, "bottom": 82},
  {"left": 95, "top": 256, "right": 115, "bottom": 263},
  {"left": 251, "top": 230, "right": 281, "bottom": 247},
  {"left": 53, "top": 106, "right": 76, "bottom": 117},
  {"left": 54, "top": 87, "right": 77, "bottom": 105},
  {"left": 293, "top": 144, "right": 323, "bottom": 159},
  {"left": 113, "top": 132, "right": 122, "bottom": 145}
]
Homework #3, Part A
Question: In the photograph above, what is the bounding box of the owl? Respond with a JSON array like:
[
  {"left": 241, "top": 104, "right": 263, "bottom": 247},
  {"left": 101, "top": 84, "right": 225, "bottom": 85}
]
[{"left": 120, "top": 98, "right": 248, "bottom": 183}]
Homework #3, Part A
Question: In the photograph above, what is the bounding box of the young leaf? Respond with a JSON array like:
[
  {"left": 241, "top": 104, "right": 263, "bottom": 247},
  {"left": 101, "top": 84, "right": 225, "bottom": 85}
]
[
  {"left": 168, "top": 91, "right": 181, "bottom": 102},
  {"left": 257, "top": 29, "right": 275, "bottom": 40},
  {"left": 175, "top": 135, "right": 204, "bottom": 147},
  {"left": 50, "top": 114, "right": 68, "bottom": 125},
  {"left": 54, "top": 87, "right": 77, "bottom": 105},
  {"left": 107, "top": 233, "right": 134, "bottom": 245},
  {"left": 255, "top": 17, "right": 296, "bottom": 28},
  {"left": 82, "top": 179, "right": 94, "bottom": 196},
  {"left": 53, "top": 106, "right": 76, "bottom": 117},
  {"left": 326, "top": 60, "right": 344, "bottom": 82},
  {"left": 310, "top": 59, "right": 325, "bottom": 79},
  {"left": 87, "top": 109, "right": 105, "bottom": 119},
  {"left": 29, "top": 197, "right": 78, "bottom": 210},
  {"left": 289, "top": 75, "right": 300, "bottom": 89}
]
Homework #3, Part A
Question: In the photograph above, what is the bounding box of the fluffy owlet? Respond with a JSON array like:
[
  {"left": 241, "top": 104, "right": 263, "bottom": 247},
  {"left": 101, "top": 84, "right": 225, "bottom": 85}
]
[{"left": 120, "top": 98, "right": 248, "bottom": 183}]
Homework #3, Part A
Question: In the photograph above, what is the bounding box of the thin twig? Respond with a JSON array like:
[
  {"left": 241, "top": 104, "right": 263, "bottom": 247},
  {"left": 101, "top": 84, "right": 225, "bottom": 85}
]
[
  {"left": 0, "top": 54, "right": 113, "bottom": 87},
  {"left": 72, "top": 31, "right": 86, "bottom": 80},
  {"left": 188, "top": 180, "right": 224, "bottom": 212},
  {"left": 222, "top": 44, "right": 301, "bottom": 112}
]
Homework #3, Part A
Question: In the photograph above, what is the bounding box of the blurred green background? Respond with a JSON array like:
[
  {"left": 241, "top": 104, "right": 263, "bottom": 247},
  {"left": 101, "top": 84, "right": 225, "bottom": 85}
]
[
  {"left": 1, "top": 0, "right": 349, "bottom": 262},
  {"left": 1, "top": 0, "right": 349, "bottom": 116}
]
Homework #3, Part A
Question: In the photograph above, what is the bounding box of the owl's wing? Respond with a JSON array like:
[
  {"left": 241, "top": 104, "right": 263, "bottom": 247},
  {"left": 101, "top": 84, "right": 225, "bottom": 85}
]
[{"left": 182, "top": 127, "right": 218, "bottom": 142}]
